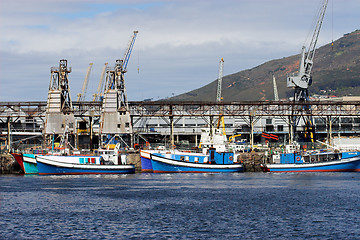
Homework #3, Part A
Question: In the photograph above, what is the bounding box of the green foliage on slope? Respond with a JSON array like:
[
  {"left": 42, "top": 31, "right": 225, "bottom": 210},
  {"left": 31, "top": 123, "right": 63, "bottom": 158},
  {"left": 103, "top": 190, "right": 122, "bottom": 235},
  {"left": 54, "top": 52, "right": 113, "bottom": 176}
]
[{"left": 170, "top": 30, "right": 360, "bottom": 102}]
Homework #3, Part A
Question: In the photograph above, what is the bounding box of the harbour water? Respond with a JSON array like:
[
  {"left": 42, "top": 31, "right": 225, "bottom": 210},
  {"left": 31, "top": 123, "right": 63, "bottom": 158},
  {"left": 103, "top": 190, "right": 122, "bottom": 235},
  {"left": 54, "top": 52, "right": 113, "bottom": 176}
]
[{"left": 1, "top": 173, "right": 359, "bottom": 239}]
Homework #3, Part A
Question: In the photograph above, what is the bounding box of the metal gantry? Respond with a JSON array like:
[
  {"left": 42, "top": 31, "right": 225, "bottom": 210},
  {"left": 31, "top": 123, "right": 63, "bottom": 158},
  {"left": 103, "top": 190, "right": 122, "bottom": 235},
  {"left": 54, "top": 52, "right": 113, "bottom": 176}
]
[
  {"left": 2, "top": 101, "right": 360, "bottom": 118},
  {"left": 2, "top": 100, "right": 360, "bottom": 151}
]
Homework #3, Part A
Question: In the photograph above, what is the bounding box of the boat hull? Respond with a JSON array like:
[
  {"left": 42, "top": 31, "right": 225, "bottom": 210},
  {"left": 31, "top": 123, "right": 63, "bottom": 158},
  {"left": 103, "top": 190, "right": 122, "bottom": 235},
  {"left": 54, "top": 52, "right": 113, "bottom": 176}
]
[
  {"left": 140, "top": 150, "right": 153, "bottom": 172},
  {"left": 36, "top": 156, "right": 135, "bottom": 175},
  {"left": 10, "top": 153, "right": 25, "bottom": 173},
  {"left": 151, "top": 154, "right": 243, "bottom": 173},
  {"left": 262, "top": 157, "right": 360, "bottom": 172},
  {"left": 23, "top": 154, "right": 39, "bottom": 174}
]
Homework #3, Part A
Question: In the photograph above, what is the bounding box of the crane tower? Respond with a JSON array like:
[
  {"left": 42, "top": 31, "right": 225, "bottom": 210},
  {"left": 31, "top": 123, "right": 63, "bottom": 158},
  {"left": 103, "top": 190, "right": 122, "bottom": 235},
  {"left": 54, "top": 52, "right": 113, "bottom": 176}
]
[
  {"left": 287, "top": 0, "right": 328, "bottom": 143},
  {"left": 216, "top": 58, "right": 227, "bottom": 137},
  {"left": 100, "top": 31, "right": 138, "bottom": 140},
  {"left": 287, "top": 0, "right": 328, "bottom": 101},
  {"left": 44, "top": 59, "right": 75, "bottom": 137}
]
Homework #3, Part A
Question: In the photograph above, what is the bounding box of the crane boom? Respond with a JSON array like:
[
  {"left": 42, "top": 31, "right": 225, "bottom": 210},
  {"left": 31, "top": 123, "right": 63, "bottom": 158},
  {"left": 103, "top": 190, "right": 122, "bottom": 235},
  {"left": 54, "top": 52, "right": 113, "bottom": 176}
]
[
  {"left": 307, "top": 0, "right": 328, "bottom": 64},
  {"left": 216, "top": 58, "right": 226, "bottom": 136},
  {"left": 216, "top": 58, "right": 224, "bottom": 102},
  {"left": 123, "top": 30, "right": 138, "bottom": 73},
  {"left": 77, "top": 63, "right": 93, "bottom": 102},
  {"left": 93, "top": 63, "right": 108, "bottom": 101},
  {"left": 287, "top": 0, "right": 328, "bottom": 101},
  {"left": 273, "top": 75, "right": 279, "bottom": 101}
]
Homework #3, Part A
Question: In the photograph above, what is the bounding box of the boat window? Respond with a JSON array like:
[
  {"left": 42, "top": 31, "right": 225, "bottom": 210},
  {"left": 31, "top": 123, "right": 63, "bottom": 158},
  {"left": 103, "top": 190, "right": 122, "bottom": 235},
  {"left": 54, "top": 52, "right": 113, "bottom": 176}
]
[{"left": 180, "top": 156, "right": 184, "bottom": 161}]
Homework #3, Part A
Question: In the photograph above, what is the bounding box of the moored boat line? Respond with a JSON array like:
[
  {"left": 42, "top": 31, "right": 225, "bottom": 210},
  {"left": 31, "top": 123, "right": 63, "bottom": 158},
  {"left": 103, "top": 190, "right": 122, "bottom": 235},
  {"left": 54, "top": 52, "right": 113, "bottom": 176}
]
[{"left": 6, "top": 144, "right": 360, "bottom": 174}]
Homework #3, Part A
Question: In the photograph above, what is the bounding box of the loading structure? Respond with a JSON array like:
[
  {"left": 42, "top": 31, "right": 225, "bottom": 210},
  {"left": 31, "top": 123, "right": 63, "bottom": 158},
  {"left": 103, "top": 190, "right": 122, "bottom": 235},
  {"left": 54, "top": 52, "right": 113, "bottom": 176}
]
[
  {"left": 286, "top": 0, "right": 328, "bottom": 144},
  {"left": 99, "top": 31, "right": 138, "bottom": 146},
  {"left": 44, "top": 59, "right": 75, "bottom": 145}
]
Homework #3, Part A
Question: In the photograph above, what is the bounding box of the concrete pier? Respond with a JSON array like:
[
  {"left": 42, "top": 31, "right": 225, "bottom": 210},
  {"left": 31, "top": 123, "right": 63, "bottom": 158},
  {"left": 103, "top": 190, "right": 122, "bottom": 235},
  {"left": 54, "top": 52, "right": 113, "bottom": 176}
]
[{"left": 126, "top": 152, "right": 142, "bottom": 172}]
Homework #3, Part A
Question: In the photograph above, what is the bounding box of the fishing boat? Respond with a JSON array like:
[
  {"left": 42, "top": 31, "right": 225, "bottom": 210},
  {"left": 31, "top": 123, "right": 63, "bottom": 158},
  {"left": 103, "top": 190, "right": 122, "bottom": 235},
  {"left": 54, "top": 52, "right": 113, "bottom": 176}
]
[
  {"left": 140, "top": 149, "right": 156, "bottom": 172},
  {"left": 150, "top": 148, "right": 244, "bottom": 173},
  {"left": 261, "top": 151, "right": 360, "bottom": 172},
  {"left": 36, "top": 143, "right": 135, "bottom": 175},
  {"left": 36, "top": 155, "right": 135, "bottom": 175}
]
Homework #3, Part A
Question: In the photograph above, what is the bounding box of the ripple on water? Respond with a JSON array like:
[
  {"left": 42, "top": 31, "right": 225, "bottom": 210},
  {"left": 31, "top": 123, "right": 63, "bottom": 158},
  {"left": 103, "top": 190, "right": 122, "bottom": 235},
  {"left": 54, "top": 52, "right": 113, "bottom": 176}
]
[{"left": 1, "top": 173, "right": 359, "bottom": 239}]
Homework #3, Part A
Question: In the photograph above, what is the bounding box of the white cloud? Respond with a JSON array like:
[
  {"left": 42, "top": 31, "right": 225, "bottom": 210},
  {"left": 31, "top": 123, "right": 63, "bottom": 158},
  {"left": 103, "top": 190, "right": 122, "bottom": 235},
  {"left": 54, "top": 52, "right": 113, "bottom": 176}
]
[{"left": 1, "top": 0, "right": 359, "bottom": 101}]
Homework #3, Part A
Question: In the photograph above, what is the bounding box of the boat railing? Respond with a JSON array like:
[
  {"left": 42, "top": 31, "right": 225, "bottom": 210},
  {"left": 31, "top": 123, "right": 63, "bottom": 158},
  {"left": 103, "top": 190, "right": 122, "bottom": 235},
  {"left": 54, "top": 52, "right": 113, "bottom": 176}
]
[{"left": 302, "top": 152, "right": 340, "bottom": 163}]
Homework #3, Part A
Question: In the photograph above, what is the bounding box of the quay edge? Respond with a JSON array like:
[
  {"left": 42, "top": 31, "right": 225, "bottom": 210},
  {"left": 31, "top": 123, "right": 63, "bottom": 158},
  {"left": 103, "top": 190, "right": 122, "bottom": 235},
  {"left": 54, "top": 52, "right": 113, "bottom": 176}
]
[{"left": 0, "top": 154, "right": 23, "bottom": 174}]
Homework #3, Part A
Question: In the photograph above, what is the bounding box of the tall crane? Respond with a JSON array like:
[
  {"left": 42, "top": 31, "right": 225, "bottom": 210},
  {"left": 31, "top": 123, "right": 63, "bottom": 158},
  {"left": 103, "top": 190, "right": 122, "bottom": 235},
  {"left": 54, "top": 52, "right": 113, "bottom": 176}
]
[
  {"left": 287, "top": 0, "right": 328, "bottom": 101},
  {"left": 287, "top": 0, "right": 328, "bottom": 143},
  {"left": 44, "top": 59, "right": 75, "bottom": 149},
  {"left": 100, "top": 31, "right": 138, "bottom": 143},
  {"left": 92, "top": 63, "right": 108, "bottom": 101},
  {"left": 216, "top": 58, "right": 226, "bottom": 136},
  {"left": 216, "top": 58, "right": 224, "bottom": 103},
  {"left": 48, "top": 59, "right": 73, "bottom": 113},
  {"left": 77, "top": 63, "right": 93, "bottom": 102},
  {"left": 273, "top": 74, "right": 279, "bottom": 101},
  {"left": 104, "top": 30, "right": 138, "bottom": 110}
]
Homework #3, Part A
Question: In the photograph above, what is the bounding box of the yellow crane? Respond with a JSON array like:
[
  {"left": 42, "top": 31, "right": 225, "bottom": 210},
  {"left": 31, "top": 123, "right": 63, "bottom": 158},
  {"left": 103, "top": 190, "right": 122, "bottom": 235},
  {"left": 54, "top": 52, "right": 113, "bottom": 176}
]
[
  {"left": 77, "top": 63, "right": 93, "bottom": 102},
  {"left": 216, "top": 58, "right": 226, "bottom": 136},
  {"left": 92, "top": 63, "right": 108, "bottom": 101}
]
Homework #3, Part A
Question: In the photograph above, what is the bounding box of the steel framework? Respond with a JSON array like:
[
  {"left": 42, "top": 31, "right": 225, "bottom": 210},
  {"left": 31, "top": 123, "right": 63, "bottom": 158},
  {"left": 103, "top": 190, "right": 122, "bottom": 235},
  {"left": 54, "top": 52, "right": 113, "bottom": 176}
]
[{"left": 1, "top": 101, "right": 360, "bottom": 118}]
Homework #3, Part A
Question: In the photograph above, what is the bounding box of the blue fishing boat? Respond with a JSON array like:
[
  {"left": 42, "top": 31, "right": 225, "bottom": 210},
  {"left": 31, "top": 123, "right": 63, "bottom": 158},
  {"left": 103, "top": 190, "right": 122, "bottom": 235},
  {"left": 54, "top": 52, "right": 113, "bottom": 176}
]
[
  {"left": 261, "top": 151, "right": 360, "bottom": 172},
  {"left": 36, "top": 155, "right": 135, "bottom": 175},
  {"left": 140, "top": 150, "right": 155, "bottom": 172},
  {"left": 150, "top": 148, "right": 244, "bottom": 173}
]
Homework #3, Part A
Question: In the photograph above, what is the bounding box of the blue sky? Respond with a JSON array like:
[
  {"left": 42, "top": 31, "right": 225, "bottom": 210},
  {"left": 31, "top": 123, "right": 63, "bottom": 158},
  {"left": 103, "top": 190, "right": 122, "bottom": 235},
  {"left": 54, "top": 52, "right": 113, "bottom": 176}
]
[{"left": 0, "top": 0, "right": 359, "bottom": 101}]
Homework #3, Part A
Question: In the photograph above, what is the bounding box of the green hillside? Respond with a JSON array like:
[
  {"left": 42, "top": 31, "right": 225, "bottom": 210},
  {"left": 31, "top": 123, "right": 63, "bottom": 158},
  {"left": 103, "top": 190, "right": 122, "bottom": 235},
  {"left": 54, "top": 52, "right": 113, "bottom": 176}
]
[{"left": 170, "top": 30, "right": 360, "bottom": 102}]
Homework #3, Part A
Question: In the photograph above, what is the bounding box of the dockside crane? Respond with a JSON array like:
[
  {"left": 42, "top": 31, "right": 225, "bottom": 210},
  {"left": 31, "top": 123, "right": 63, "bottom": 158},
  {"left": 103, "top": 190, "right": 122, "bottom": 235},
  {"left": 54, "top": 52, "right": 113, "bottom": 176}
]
[
  {"left": 287, "top": 0, "right": 328, "bottom": 101},
  {"left": 287, "top": 0, "right": 328, "bottom": 143},
  {"left": 273, "top": 75, "right": 279, "bottom": 101},
  {"left": 77, "top": 63, "right": 93, "bottom": 102},
  {"left": 216, "top": 58, "right": 226, "bottom": 136},
  {"left": 44, "top": 59, "right": 76, "bottom": 149},
  {"left": 104, "top": 30, "right": 138, "bottom": 110},
  {"left": 100, "top": 31, "right": 138, "bottom": 146},
  {"left": 92, "top": 63, "right": 108, "bottom": 101},
  {"left": 216, "top": 58, "right": 224, "bottom": 103}
]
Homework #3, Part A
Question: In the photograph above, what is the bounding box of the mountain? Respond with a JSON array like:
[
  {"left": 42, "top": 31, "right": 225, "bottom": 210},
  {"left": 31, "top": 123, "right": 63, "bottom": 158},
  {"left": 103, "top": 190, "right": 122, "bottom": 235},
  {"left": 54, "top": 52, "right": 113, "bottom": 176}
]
[{"left": 169, "top": 30, "right": 360, "bottom": 102}]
